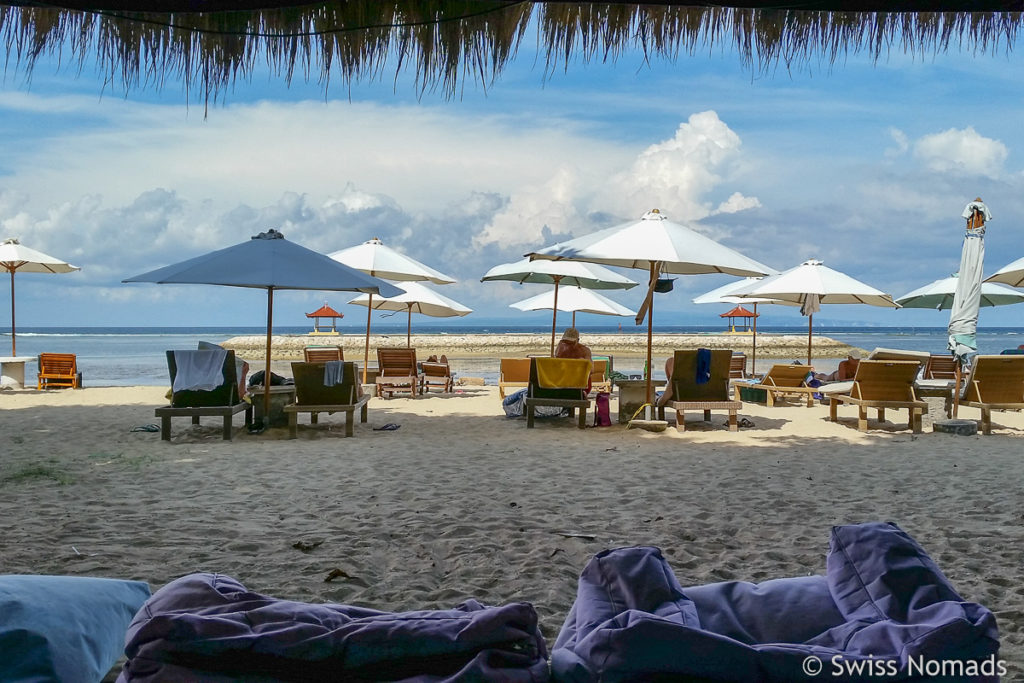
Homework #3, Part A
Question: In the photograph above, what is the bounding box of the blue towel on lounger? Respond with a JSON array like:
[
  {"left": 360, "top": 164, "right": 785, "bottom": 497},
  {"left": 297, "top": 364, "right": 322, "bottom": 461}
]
[
  {"left": 695, "top": 347, "right": 712, "bottom": 385},
  {"left": 323, "top": 360, "right": 344, "bottom": 387}
]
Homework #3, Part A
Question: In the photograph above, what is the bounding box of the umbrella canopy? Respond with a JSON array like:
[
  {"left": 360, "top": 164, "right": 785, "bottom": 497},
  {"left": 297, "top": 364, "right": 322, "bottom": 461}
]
[
  {"left": 948, "top": 199, "right": 990, "bottom": 362},
  {"left": 692, "top": 276, "right": 793, "bottom": 376},
  {"left": 510, "top": 287, "right": 636, "bottom": 327},
  {"left": 330, "top": 237, "right": 456, "bottom": 382},
  {"left": 482, "top": 258, "right": 637, "bottom": 354},
  {"left": 732, "top": 259, "right": 897, "bottom": 365},
  {"left": 986, "top": 256, "right": 1024, "bottom": 288},
  {"left": 897, "top": 273, "right": 1024, "bottom": 310},
  {"left": 349, "top": 281, "right": 471, "bottom": 347},
  {"left": 124, "top": 229, "right": 401, "bottom": 422},
  {"left": 328, "top": 238, "right": 456, "bottom": 284},
  {"left": 987, "top": 255, "right": 1024, "bottom": 288},
  {"left": 1, "top": 238, "right": 80, "bottom": 356},
  {"left": 529, "top": 209, "right": 774, "bottom": 415}
]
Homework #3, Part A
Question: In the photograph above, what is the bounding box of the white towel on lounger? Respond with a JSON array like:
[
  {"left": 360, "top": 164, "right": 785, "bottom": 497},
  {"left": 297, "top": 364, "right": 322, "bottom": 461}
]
[{"left": 173, "top": 349, "right": 227, "bottom": 392}]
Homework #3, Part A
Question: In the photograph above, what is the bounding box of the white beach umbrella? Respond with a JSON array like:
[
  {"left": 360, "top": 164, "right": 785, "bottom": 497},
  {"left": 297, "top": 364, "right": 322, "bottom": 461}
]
[
  {"left": 529, "top": 209, "right": 774, "bottom": 414},
  {"left": 896, "top": 273, "right": 1024, "bottom": 310},
  {"left": 986, "top": 256, "right": 1024, "bottom": 289},
  {"left": 349, "top": 281, "right": 471, "bottom": 347},
  {"left": 692, "top": 276, "right": 791, "bottom": 376},
  {"left": 1, "top": 238, "right": 81, "bottom": 356},
  {"left": 330, "top": 238, "right": 456, "bottom": 382},
  {"left": 947, "top": 199, "right": 990, "bottom": 363},
  {"left": 510, "top": 287, "right": 636, "bottom": 327},
  {"left": 482, "top": 258, "right": 637, "bottom": 354},
  {"left": 732, "top": 259, "right": 898, "bottom": 365}
]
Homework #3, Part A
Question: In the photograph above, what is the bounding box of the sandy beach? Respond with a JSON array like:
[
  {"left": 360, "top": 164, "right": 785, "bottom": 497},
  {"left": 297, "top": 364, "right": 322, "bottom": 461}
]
[{"left": 1, "top": 382, "right": 1021, "bottom": 678}]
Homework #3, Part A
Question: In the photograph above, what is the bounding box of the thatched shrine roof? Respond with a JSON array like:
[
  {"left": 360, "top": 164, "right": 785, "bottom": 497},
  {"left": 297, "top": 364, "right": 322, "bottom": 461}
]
[{"left": 2, "top": 1, "right": 1021, "bottom": 105}]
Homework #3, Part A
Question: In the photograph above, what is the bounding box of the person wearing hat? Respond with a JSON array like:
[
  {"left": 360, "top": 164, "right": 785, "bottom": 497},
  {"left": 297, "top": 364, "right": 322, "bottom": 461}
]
[
  {"left": 554, "top": 327, "right": 592, "bottom": 362},
  {"left": 815, "top": 349, "right": 862, "bottom": 383}
]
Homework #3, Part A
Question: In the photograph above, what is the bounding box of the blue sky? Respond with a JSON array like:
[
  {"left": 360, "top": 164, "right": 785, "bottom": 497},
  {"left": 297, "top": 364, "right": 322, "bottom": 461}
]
[{"left": 2, "top": 16, "right": 1024, "bottom": 331}]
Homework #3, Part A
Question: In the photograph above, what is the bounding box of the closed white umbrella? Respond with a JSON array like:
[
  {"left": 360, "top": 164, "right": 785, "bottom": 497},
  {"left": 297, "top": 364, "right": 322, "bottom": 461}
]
[
  {"left": 692, "top": 276, "right": 791, "bottom": 376},
  {"left": 733, "top": 259, "right": 898, "bottom": 365},
  {"left": 330, "top": 238, "right": 456, "bottom": 382},
  {"left": 529, "top": 209, "right": 774, "bottom": 415},
  {"left": 947, "top": 199, "right": 991, "bottom": 416},
  {"left": 510, "top": 287, "right": 636, "bottom": 327},
  {"left": 986, "top": 256, "right": 1024, "bottom": 288},
  {"left": 1, "top": 238, "right": 80, "bottom": 356},
  {"left": 482, "top": 258, "right": 637, "bottom": 354},
  {"left": 349, "top": 281, "right": 471, "bottom": 347},
  {"left": 896, "top": 273, "right": 1024, "bottom": 310}
]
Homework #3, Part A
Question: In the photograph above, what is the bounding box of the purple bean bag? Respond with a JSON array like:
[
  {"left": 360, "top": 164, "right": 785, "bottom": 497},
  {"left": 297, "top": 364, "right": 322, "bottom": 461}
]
[
  {"left": 117, "top": 573, "right": 549, "bottom": 682},
  {"left": 552, "top": 522, "right": 1000, "bottom": 682}
]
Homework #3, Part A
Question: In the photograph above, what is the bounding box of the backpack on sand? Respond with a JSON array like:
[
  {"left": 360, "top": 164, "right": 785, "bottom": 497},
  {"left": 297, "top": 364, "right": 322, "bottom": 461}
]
[{"left": 593, "top": 392, "right": 612, "bottom": 427}]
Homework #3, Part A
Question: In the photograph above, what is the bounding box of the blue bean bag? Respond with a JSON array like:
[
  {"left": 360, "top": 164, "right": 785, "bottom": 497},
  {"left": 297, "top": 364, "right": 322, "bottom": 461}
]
[
  {"left": 552, "top": 522, "right": 999, "bottom": 682},
  {"left": 117, "top": 572, "right": 548, "bottom": 682}
]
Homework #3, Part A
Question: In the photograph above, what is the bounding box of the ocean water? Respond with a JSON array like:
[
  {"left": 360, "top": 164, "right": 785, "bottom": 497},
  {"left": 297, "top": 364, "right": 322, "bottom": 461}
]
[{"left": 2, "top": 325, "right": 1022, "bottom": 387}]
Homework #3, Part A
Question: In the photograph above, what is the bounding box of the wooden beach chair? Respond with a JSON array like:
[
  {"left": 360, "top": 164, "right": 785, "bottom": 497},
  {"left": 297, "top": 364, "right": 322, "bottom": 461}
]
[
  {"left": 828, "top": 360, "right": 926, "bottom": 433},
  {"left": 657, "top": 350, "right": 741, "bottom": 432},
  {"left": 923, "top": 354, "right": 958, "bottom": 380},
  {"left": 729, "top": 353, "right": 747, "bottom": 379},
  {"left": 303, "top": 346, "right": 344, "bottom": 363},
  {"left": 284, "top": 361, "right": 369, "bottom": 438},
  {"left": 36, "top": 353, "right": 80, "bottom": 389},
  {"left": 498, "top": 358, "right": 531, "bottom": 398},
  {"left": 590, "top": 358, "right": 611, "bottom": 394},
  {"left": 524, "top": 357, "right": 591, "bottom": 429},
  {"left": 865, "top": 349, "right": 948, "bottom": 418},
  {"left": 156, "top": 350, "right": 252, "bottom": 441},
  {"left": 420, "top": 355, "right": 454, "bottom": 394},
  {"left": 747, "top": 364, "right": 817, "bottom": 407},
  {"left": 960, "top": 355, "right": 1024, "bottom": 435},
  {"left": 375, "top": 347, "right": 420, "bottom": 398}
]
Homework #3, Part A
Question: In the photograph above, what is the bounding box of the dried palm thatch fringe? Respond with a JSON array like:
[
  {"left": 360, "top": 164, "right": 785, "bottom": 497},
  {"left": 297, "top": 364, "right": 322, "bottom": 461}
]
[{"left": 0, "top": 1, "right": 1020, "bottom": 106}]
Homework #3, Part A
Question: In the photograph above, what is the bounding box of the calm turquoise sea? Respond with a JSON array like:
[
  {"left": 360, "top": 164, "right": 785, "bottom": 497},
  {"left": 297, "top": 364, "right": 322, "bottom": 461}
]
[{"left": 3, "top": 325, "right": 1022, "bottom": 386}]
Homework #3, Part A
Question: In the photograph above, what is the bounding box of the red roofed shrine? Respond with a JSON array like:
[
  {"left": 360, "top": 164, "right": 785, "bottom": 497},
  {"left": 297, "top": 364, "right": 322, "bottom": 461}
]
[
  {"left": 306, "top": 302, "right": 343, "bottom": 336},
  {"left": 719, "top": 305, "right": 758, "bottom": 334}
]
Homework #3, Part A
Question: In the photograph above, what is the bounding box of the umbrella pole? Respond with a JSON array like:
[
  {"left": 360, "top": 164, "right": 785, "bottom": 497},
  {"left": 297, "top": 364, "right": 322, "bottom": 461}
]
[
  {"left": 953, "top": 361, "right": 962, "bottom": 418},
  {"left": 9, "top": 269, "right": 15, "bottom": 356},
  {"left": 646, "top": 263, "right": 655, "bottom": 418},
  {"left": 407, "top": 304, "right": 412, "bottom": 348},
  {"left": 572, "top": 311, "right": 576, "bottom": 328},
  {"left": 263, "top": 287, "right": 273, "bottom": 422},
  {"left": 807, "top": 313, "right": 813, "bottom": 367},
  {"left": 751, "top": 303, "right": 757, "bottom": 377},
  {"left": 363, "top": 293, "right": 373, "bottom": 384},
  {"left": 550, "top": 276, "right": 561, "bottom": 356}
]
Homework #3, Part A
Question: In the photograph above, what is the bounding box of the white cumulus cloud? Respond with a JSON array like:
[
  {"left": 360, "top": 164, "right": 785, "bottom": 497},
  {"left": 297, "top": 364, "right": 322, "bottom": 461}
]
[{"left": 913, "top": 126, "right": 1007, "bottom": 177}]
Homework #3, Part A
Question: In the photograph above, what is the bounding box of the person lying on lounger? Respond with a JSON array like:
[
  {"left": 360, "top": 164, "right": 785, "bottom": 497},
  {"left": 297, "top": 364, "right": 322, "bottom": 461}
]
[{"left": 815, "top": 350, "right": 861, "bottom": 383}]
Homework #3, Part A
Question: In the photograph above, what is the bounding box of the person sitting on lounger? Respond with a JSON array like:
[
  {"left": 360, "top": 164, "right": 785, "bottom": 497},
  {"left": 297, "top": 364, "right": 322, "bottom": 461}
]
[
  {"left": 815, "top": 350, "right": 861, "bottom": 383},
  {"left": 554, "top": 327, "right": 592, "bottom": 361},
  {"left": 656, "top": 356, "right": 675, "bottom": 408}
]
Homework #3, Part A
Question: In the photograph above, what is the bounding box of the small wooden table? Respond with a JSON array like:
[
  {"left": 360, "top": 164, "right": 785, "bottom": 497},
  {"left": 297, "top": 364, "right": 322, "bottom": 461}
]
[
  {"left": 249, "top": 385, "right": 296, "bottom": 428},
  {"left": 0, "top": 356, "right": 34, "bottom": 389}
]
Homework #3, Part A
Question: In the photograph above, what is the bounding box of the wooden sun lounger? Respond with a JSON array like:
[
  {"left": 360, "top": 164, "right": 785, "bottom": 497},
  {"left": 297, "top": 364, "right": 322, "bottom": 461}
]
[
  {"left": 590, "top": 359, "right": 611, "bottom": 394},
  {"left": 729, "top": 354, "right": 747, "bottom": 379},
  {"left": 656, "top": 350, "right": 741, "bottom": 432},
  {"left": 828, "top": 360, "right": 926, "bottom": 433},
  {"left": 498, "top": 358, "right": 531, "bottom": 398},
  {"left": 375, "top": 347, "right": 420, "bottom": 398},
  {"left": 420, "top": 356, "right": 454, "bottom": 393},
  {"left": 303, "top": 346, "right": 344, "bottom": 363},
  {"left": 284, "top": 361, "right": 369, "bottom": 438},
  {"left": 155, "top": 350, "right": 252, "bottom": 441},
  {"left": 960, "top": 355, "right": 1024, "bottom": 435},
  {"left": 36, "top": 353, "right": 81, "bottom": 389},
  {"left": 524, "top": 357, "right": 591, "bottom": 429},
  {"left": 923, "top": 354, "right": 958, "bottom": 380},
  {"left": 747, "top": 364, "right": 817, "bottom": 407}
]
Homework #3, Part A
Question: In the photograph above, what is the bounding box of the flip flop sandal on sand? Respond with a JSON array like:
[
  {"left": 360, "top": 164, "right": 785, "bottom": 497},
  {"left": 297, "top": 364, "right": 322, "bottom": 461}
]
[
  {"left": 130, "top": 424, "right": 160, "bottom": 433},
  {"left": 738, "top": 418, "right": 755, "bottom": 428},
  {"left": 373, "top": 423, "right": 401, "bottom": 431}
]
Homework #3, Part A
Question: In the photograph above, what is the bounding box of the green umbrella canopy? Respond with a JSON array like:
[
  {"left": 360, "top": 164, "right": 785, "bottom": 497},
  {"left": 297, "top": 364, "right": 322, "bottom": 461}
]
[{"left": 1, "top": 2, "right": 1020, "bottom": 106}]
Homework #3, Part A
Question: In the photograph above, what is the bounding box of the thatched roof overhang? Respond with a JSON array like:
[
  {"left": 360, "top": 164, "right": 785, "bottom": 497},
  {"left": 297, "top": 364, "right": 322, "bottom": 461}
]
[{"left": 2, "top": 1, "right": 1021, "bottom": 105}]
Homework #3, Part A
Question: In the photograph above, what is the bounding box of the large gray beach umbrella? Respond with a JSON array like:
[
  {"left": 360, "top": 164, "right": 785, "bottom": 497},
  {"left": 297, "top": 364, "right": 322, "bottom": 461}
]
[
  {"left": 693, "top": 275, "right": 789, "bottom": 376},
  {"left": 1, "top": 238, "right": 80, "bottom": 356},
  {"left": 329, "top": 237, "right": 455, "bottom": 383},
  {"left": 528, "top": 209, "right": 774, "bottom": 416},
  {"left": 482, "top": 258, "right": 637, "bottom": 354},
  {"left": 732, "top": 259, "right": 898, "bottom": 366},
  {"left": 897, "top": 273, "right": 1024, "bottom": 310},
  {"left": 124, "top": 229, "right": 401, "bottom": 422},
  {"left": 986, "top": 255, "right": 1024, "bottom": 289}
]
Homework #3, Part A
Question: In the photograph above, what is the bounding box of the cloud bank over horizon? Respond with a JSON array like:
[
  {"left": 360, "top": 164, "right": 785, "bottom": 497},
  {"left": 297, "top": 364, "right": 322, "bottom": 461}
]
[{"left": 2, "top": 85, "right": 1023, "bottom": 328}]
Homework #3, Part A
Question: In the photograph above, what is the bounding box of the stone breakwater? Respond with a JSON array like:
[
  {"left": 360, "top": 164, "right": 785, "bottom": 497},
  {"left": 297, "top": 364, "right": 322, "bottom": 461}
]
[{"left": 220, "top": 333, "right": 863, "bottom": 361}]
